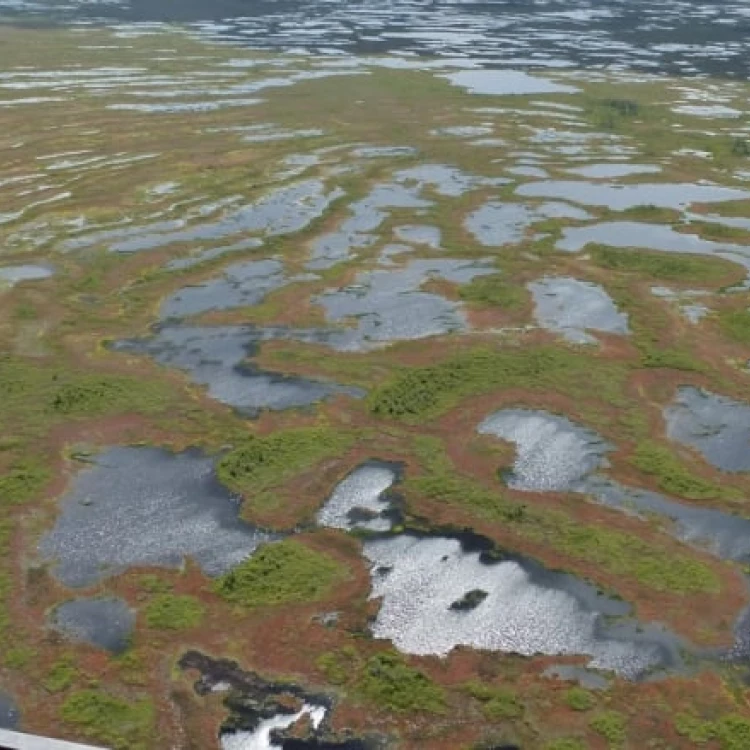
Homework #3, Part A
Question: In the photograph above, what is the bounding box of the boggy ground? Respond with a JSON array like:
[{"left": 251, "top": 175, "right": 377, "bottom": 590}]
[{"left": 2, "top": 22, "right": 750, "bottom": 750}]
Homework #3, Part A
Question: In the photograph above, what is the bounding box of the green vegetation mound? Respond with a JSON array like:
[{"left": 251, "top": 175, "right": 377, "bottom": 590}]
[
  {"left": 0, "top": 355, "right": 172, "bottom": 436},
  {"left": 589, "top": 710, "right": 627, "bottom": 746},
  {"left": 61, "top": 689, "right": 154, "bottom": 750},
  {"left": 144, "top": 594, "right": 204, "bottom": 630},
  {"left": 465, "top": 680, "right": 523, "bottom": 720},
  {"left": 458, "top": 273, "right": 527, "bottom": 310},
  {"left": 565, "top": 687, "right": 595, "bottom": 712},
  {"left": 214, "top": 539, "right": 347, "bottom": 607},
  {"left": 359, "top": 651, "right": 446, "bottom": 714},
  {"left": 217, "top": 426, "right": 354, "bottom": 504},
  {"left": 676, "top": 713, "right": 750, "bottom": 749}
]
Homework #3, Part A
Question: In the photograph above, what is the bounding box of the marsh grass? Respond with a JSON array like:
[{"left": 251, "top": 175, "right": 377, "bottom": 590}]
[
  {"left": 605, "top": 286, "right": 706, "bottom": 372},
  {"left": 144, "top": 594, "right": 204, "bottom": 630},
  {"left": 683, "top": 221, "right": 750, "bottom": 245}
]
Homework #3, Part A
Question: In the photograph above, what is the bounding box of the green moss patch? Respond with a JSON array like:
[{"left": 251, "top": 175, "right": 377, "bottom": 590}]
[
  {"left": 464, "top": 680, "right": 523, "bottom": 720},
  {"left": 217, "top": 427, "right": 354, "bottom": 510},
  {"left": 316, "top": 649, "right": 356, "bottom": 686},
  {"left": 565, "top": 687, "right": 595, "bottom": 712},
  {"left": 0, "top": 459, "right": 51, "bottom": 506},
  {"left": 214, "top": 539, "right": 347, "bottom": 608},
  {"left": 409, "top": 436, "right": 526, "bottom": 523},
  {"left": 61, "top": 689, "right": 154, "bottom": 750},
  {"left": 144, "top": 594, "right": 204, "bottom": 630},
  {"left": 589, "top": 710, "right": 627, "bottom": 746},
  {"left": 544, "top": 740, "right": 587, "bottom": 750},
  {"left": 0, "top": 355, "right": 173, "bottom": 437},
  {"left": 458, "top": 274, "right": 528, "bottom": 311},
  {"left": 359, "top": 651, "right": 446, "bottom": 714},
  {"left": 44, "top": 656, "right": 78, "bottom": 693},
  {"left": 532, "top": 514, "right": 719, "bottom": 594}
]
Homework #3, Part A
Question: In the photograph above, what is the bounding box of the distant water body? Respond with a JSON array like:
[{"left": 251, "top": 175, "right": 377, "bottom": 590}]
[{"left": 3, "top": 0, "right": 750, "bottom": 78}]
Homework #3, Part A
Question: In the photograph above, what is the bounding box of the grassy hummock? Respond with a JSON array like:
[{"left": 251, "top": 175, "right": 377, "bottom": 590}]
[
  {"left": 464, "top": 680, "right": 524, "bottom": 720},
  {"left": 214, "top": 539, "right": 348, "bottom": 608},
  {"left": 61, "top": 689, "right": 154, "bottom": 750},
  {"left": 144, "top": 594, "right": 205, "bottom": 630},
  {"left": 359, "top": 651, "right": 446, "bottom": 714},
  {"left": 217, "top": 426, "right": 354, "bottom": 508},
  {"left": 458, "top": 273, "right": 528, "bottom": 310}
]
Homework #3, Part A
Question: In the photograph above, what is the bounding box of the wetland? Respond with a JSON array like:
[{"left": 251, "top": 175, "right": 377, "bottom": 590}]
[{"left": 1, "top": 3, "right": 750, "bottom": 748}]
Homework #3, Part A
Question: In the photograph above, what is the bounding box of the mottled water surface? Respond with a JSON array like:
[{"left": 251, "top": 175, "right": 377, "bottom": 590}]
[
  {"left": 39, "top": 447, "right": 275, "bottom": 587},
  {"left": 665, "top": 387, "right": 750, "bottom": 473},
  {"left": 363, "top": 533, "right": 682, "bottom": 679},
  {"left": 529, "top": 276, "right": 629, "bottom": 344},
  {"left": 317, "top": 462, "right": 399, "bottom": 533},
  {"left": 50, "top": 597, "right": 135, "bottom": 653}
]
